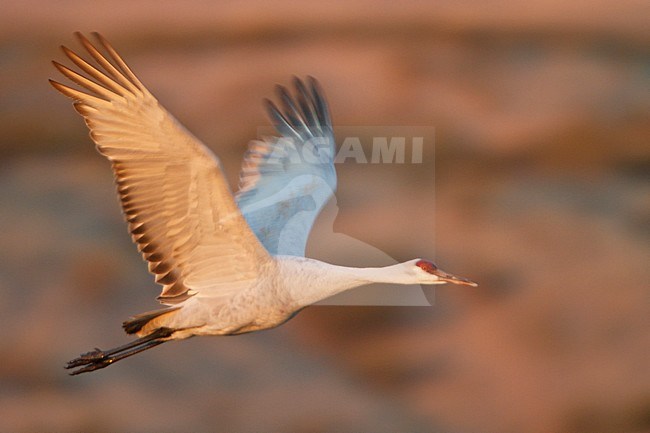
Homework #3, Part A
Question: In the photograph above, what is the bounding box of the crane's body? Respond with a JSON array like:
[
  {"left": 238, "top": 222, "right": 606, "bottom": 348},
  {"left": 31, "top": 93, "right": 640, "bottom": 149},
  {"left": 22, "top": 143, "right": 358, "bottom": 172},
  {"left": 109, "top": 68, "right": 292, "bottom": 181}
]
[
  {"left": 51, "top": 33, "right": 477, "bottom": 375},
  {"left": 136, "top": 257, "right": 466, "bottom": 339}
]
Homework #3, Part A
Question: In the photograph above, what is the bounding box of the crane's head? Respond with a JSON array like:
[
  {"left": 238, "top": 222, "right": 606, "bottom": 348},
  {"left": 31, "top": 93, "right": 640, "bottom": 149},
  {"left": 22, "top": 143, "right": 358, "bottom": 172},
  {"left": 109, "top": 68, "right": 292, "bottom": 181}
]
[{"left": 411, "top": 259, "right": 478, "bottom": 286}]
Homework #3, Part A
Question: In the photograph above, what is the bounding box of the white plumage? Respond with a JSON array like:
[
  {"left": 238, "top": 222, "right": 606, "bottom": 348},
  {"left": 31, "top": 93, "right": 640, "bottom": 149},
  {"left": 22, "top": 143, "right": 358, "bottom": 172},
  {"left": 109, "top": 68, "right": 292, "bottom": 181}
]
[{"left": 51, "top": 33, "right": 477, "bottom": 375}]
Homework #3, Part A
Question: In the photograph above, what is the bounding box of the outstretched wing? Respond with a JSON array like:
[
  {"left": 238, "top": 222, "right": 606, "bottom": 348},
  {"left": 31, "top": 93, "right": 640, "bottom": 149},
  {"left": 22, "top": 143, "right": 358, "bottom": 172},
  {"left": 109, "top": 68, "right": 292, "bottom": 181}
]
[
  {"left": 50, "top": 32, "right": 271, "bottom": 305},
  {"left": 236, "top": 77, "right": 336, "bottom": 257}
]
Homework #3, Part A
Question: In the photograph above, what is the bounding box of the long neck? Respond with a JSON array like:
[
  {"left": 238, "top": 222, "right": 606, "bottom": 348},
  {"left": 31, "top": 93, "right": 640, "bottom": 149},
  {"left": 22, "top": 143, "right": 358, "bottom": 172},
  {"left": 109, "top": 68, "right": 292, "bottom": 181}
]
[{"left": 279, "top": 257, "right": 413, "bottom": 307}]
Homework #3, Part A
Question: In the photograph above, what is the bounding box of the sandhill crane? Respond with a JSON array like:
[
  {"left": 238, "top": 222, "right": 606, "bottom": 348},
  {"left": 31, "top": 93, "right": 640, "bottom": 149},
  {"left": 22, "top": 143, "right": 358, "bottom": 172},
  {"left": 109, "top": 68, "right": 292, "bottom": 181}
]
[{"left": 51, "top": 33, "right": 477, "bottom": 375}]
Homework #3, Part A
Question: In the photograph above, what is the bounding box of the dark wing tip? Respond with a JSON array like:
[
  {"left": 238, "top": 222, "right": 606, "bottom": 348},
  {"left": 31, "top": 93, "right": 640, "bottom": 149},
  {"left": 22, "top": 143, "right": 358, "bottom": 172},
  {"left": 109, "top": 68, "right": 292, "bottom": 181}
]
[
  {"left": 307, "top": 75, "right": 320, "bottom": 91},
  {"left": 292, "top": 75, "right": 306, "bottom": 90},
  {"left": 265, "top": 76, "right": 334, "bottom": 138},
  {"left": 90, "top": 31, "right": 106, "bottom": 43},
  {"left": 73, "top": 31, "right": 92, "bottom": 48},
  {"left": 307, "top": 77, "right": 331, "bottom": 129},
  {"left": 264, "top": 97, "right": 302, "bottom": 141},
  {"left": 263, "top": 97, "right": 280, "bottom": 118},
  {"left": 274, "top": 84, "right": 291, "bottom": 102},
  {"left": 48, "top": 78, "right": 70, "bottom": 94}
]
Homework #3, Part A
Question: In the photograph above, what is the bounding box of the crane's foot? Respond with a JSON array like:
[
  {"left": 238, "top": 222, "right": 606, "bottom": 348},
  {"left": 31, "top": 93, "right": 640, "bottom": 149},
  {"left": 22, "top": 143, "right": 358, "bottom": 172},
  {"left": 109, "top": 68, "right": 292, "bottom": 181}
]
[
  {"left": 66, "top": 348, "right": 109, "bottom": 368},
  {"left": 65, "top": 327, "right": 174, "bottom": 375}
]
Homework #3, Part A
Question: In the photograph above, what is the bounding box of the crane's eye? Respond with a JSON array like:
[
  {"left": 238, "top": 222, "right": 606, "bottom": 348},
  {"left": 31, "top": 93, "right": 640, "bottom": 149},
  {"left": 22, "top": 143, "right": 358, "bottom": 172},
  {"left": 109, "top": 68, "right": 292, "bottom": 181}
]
[{"left": 416, "top": 259, "right": 438, "bottom": 274}]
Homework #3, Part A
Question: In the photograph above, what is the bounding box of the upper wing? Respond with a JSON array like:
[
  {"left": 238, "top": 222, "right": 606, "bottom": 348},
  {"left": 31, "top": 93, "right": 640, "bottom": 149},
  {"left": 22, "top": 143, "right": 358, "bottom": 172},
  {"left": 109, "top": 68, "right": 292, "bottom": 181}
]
[
  {"left": 236, "top": 77, "right": 336, "bottom": 257},
  {"left": 50, "top": 32, "right": 271, "bottom": 305}
]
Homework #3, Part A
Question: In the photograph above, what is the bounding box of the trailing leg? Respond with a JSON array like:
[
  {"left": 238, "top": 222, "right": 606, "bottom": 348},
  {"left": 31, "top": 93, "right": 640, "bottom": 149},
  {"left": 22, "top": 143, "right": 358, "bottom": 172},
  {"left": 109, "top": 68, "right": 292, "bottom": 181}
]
[{"left": 65, "top": 327, "right": 174, "bottom": 375}]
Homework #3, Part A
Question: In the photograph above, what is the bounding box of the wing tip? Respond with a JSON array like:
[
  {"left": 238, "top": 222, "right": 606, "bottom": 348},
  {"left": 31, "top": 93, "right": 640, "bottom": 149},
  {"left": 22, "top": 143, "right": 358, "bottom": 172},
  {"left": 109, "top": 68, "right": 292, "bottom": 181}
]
[
  {"left": 48, "top": 78, "right": 72, "bottom": 96},
  {"left": 264, "top": 75, "right": 332, "bottom": 138}
]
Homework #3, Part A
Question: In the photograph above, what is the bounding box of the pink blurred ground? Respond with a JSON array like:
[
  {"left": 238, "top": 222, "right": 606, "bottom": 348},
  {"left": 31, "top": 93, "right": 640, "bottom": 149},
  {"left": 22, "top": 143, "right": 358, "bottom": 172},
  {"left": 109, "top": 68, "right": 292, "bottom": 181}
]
[{"left": 0, "top": 1, "right": 648, "bottom": 432}]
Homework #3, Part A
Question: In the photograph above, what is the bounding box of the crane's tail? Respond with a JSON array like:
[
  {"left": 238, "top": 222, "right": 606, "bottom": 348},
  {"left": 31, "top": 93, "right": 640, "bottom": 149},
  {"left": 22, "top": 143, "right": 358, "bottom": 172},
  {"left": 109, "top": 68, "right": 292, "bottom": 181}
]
[
  {"left": 122, "top": 306, "right": 180, "bottom": 335},
  {"left": 65, "top": 327, "right": 174, "bottom": 375}
]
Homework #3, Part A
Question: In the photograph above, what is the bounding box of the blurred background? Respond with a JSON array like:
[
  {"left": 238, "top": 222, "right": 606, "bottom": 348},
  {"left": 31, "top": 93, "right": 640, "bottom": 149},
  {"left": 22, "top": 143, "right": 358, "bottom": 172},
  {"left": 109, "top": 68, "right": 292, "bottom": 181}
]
[{"left": 1, "top": 1, "right": 649, "bottom": 432}]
